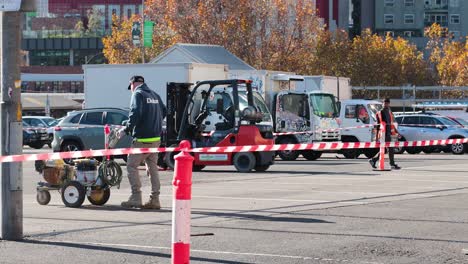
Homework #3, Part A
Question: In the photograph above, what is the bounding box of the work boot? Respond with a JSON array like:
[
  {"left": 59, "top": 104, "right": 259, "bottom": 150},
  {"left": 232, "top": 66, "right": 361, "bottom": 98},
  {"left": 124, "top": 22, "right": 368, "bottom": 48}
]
[
  {"left": 121, "top": 192, "right": 142, "bottom": 208},
  {"left": 142, "top": 195, "right": 161, "bottom": 209}
]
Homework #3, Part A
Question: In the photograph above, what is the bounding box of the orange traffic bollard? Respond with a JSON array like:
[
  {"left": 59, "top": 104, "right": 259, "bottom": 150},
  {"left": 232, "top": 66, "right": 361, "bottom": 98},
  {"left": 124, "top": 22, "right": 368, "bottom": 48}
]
[{"left": 374, "top": 121, "right": 391, "bottom": 171}]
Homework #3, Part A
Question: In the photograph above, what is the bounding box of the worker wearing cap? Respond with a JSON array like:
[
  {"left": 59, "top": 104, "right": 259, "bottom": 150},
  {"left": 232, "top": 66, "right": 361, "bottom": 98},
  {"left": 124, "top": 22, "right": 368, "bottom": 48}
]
[{"left": 119, "top": 75, "right": 167, "bottom": 209}]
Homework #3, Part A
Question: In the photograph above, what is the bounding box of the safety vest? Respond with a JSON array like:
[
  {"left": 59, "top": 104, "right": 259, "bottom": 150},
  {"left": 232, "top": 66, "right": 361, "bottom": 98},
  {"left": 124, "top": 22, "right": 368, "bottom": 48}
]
[{"left": 376, "top": 109, "right": 397, "bottom": 136}]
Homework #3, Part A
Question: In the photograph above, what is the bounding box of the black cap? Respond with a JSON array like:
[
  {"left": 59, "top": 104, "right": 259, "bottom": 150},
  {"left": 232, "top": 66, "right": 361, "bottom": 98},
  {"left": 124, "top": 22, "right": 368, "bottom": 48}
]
[
  {"left": 128, "top": 75, "right": 145, "bottom": 90},
  {"left": 384, "top": 98, "right": 390, "bottom": 103}
]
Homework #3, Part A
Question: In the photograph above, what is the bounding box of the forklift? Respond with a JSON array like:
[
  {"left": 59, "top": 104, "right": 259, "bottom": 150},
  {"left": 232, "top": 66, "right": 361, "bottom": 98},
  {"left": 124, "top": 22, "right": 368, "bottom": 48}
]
[{"left": 163, "top": 79, "right": 275, "bottom": 172}]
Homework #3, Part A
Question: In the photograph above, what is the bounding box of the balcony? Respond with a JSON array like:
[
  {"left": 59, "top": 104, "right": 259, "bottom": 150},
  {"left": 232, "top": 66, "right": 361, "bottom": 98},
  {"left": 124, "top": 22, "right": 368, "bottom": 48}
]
[
  {"left": 424, "top": 4, "right": 448, "bottom": 12},
  {"left": 424, "top": 21, "right": 448, "bottom": 27}
]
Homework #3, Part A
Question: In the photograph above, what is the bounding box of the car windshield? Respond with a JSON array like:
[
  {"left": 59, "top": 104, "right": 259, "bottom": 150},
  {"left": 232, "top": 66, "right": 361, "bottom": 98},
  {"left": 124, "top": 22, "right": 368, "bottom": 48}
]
[
  {"left": 367, "top": 103, "right": 383, "bottom": 121},
  {"left": 438, "top": 116, "right": 460, "bottom": 126},
  {"left": 310, "top": 93, "right": 338, "bottom": 118},
  {"left": 454, "top": 118, "right": 468, "bottom": 126},
  {"left": 239, "top": 91, "right": 272, "bottom": 122},
  {"left": 43, "top": 118, "right": 58, "bottom": 126}
]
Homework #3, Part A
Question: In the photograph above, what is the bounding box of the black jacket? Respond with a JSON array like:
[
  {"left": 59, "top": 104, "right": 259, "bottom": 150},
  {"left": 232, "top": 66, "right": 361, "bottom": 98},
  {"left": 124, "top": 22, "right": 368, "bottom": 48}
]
[{"left": 124, "top": 83, "right": 166, "bottom": 139}]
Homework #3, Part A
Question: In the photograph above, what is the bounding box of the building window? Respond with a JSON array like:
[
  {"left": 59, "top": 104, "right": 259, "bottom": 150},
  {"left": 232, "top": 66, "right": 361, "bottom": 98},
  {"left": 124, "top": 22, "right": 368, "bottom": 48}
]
[
  {"left": 425, "top": 14, "right": 448, "bottom": 26},
  {"left": 450, "top": 0, "right": 459, "bottom": 7},
  {"left": 385, "top": 31, "right": 394, "bottom": 37},
  {"left": 450, "top": 31, "right": 460, "bottom": 38},
  {"left": 385, "top": 0, "right": 394, "bottom": 7},
  {"left": 384, "top": 14, "right": 394, "bottom": 24},
  {"left": 404, "top": 31, "right": 414, "bottom": 37},
  {"left": 405, "top": 0, "right": 414, "bottom": 7},
  {"left": 404, "top": 14, "right": 415, "bottom": 24},
  {"left": 450, "top": 14, "right": 460, "bottom": 24},
  {"left": 435, "top": 0, "right": 448, "bottom": 5}
]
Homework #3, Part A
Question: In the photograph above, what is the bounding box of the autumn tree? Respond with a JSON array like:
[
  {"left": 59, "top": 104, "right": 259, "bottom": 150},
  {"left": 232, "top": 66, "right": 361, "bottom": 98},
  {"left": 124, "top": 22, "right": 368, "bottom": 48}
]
[
  {"left": 306, "top": 30, "right": 351, "bottom": 77},
  {"left": 437, "top": 38, "right": 468, "bottom": 86},
  {"left": 104, "top": 0, "right": 323, "bottom": 71},
  {"left": 425, "top": 23, "right": 467, "bottom": 86},
  {"left": 307, "top": 29, "right": 432, "bottom": 90},
  {"left": 102, "top": 14, "right": 177, "bottom": 64}
]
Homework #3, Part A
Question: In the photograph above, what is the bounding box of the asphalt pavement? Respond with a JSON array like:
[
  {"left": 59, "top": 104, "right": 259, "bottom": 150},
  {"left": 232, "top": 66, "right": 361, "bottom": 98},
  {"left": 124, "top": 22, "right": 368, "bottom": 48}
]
[{"left": 1, "top": 147, "right": 468, "bottom": 263}]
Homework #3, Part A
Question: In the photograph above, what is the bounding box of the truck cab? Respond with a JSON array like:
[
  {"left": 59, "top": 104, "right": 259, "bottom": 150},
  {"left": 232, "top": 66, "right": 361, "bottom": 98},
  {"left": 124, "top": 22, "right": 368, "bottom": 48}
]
[
  {"left": 339, "top": 99, "right": 383, "bottom": 158},
  {"left": 272, "top": 75, "right": 341, "bottom": 161}
]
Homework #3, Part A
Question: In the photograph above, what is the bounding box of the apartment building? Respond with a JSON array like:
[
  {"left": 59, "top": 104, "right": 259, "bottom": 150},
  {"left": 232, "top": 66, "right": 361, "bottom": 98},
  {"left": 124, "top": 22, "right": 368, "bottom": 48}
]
[{"left": 374, "top": 0, "right": 468, "bottom": 47}]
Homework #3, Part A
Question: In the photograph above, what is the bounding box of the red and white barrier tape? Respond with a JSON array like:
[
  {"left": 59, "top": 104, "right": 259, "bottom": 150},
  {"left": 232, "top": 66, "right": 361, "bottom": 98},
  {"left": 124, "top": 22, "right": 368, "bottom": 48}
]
[
  {"left": 5, "top": 138, "right": 468, "bottom": 163},
  {"left": 272, "top": 124, "right": 375, "bottom": 136}
]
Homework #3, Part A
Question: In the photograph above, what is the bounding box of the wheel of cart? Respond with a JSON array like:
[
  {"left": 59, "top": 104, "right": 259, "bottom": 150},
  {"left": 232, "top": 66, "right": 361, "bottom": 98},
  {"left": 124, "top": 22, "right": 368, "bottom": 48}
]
[
  {"left": 87, "top": 186, "right": 111, "bottom": 205},
  {"left": 36, "top": 189, "right": 51, "bottom": 205},
  {"left": 61, "top": 180, "right": 86, "bottom": 208}
]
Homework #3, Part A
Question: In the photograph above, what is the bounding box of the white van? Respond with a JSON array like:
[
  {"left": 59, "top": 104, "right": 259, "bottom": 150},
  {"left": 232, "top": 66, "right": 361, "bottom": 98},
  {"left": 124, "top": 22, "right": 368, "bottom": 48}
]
[{"left": 338, "top": 99, "right": 383, "bottom": 159}]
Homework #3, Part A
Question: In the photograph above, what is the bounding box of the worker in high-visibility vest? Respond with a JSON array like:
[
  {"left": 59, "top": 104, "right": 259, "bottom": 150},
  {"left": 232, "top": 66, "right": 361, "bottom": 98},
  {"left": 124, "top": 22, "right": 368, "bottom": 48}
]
[
  {"left": 369, "top": 98, "right": 401, "bottom": 170},
  {"left": 119, "top": 75, "right": 167, "bottom": 209}
]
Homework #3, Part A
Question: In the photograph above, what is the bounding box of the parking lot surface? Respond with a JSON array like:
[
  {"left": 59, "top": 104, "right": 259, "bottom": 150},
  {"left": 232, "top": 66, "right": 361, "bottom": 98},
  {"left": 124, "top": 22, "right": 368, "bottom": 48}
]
[{"left": 1, "top": 147, "right": 468, "bottom": 263}]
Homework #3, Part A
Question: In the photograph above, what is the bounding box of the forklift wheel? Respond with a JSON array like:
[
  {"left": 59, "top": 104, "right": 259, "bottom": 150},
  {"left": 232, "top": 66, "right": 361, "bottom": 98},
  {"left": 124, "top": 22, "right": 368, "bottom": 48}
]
[
  {"left": 164, "top": 145, "right": 179, "bottom": 169},
  {"left": 193, "top": 165, "right": 205, "bottom": 171},
  {"left": 233, "top": 152, "right": 256, "bottom": 172},
  {"left": 61, "top": 181, "right": 86, "bottom": 208},
  {"left": 36, "top": 190, "right": 51, "bottom": 205},
  {"left": 254, "top": 165, "right": 270, "bottom": 172},
  {"left": 87, "top": 188, "right": 111, "bottom": 206}
]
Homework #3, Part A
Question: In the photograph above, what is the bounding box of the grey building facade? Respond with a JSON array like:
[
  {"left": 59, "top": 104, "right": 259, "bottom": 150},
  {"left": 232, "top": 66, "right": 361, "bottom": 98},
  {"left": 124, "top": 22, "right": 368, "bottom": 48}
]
[{"left": 374, "top": 0, "right": 468, "bottom": 42}]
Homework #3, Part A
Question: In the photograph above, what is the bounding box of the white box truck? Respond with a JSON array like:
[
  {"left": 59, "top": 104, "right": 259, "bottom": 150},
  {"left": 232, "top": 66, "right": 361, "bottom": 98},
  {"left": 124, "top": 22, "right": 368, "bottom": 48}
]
[
  {"left": 83, "top": 63, "right": 228, "bottom": 109},
  {"left": 229, "top": 70, "right": 342, "bottom": 161},
  {"left": 295, "top": 75, "right": 352, "bottom": 101}
]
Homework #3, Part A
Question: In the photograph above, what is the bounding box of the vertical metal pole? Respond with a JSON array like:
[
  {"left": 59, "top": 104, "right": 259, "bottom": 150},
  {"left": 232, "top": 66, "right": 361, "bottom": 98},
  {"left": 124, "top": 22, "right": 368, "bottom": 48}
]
[
  {"left": 141, "top": 0, "right": 145, "bottom": 64},
  {"left": 0, "top": 11, "right": 23, "bottom": 240}
]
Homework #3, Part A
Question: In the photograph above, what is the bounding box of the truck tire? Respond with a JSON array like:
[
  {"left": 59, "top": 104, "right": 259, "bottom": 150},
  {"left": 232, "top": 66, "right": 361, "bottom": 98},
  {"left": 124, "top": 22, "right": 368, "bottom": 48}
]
[
  {"left": 302, "top": 150, "right": 322, "bottom": 161},
  {"left": 277, "top": 138, "right": 299, "bottom": 161},
  {"left": 233, "top": 152, "right": 256, "bottom": 172},
  {"left": 342, "top": 150, "right": 360, "bottom": 159}
]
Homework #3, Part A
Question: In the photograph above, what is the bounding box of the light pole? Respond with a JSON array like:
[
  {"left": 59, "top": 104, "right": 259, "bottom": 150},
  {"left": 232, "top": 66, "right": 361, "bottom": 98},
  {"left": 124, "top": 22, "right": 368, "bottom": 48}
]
[
  {"left": 141, "top": 0, "right": 145, "bottom": 63},
  {"left": 0, "top": 10, "right": 23, "bottom": 241}
]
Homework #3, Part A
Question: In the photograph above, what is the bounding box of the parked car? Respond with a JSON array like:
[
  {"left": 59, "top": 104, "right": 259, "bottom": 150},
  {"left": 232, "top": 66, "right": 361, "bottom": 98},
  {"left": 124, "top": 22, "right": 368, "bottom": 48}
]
[
  {"left": 23, "top": 116, "right": 58, "bottom": 148},
  {"left": 52, "top": 108, "right": 132, "bottom": 162},
  {"left": 23, "top": 121, "right": 49, "bottom": 149},
  {"left": 394, "top": 114, "right": 468, "bottom": 155},
  {"left": 446, "top": 116, "right": 468, "bottom": 128}
]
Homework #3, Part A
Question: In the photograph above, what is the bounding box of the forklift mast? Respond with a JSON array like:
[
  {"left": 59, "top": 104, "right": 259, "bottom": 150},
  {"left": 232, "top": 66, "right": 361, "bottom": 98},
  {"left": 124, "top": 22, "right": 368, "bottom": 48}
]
[{"left": 165, "top": 82, "right": 192, "bottom": 147}]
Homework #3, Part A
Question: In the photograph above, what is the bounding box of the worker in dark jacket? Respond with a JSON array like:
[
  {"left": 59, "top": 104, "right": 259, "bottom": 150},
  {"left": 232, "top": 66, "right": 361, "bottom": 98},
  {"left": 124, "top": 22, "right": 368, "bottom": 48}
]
[
  {"left": 119, "top": 75, "right": 167, "bottom": 209},
  {"left": 369, "top": 98, "right": 401, "bottom": 170}
]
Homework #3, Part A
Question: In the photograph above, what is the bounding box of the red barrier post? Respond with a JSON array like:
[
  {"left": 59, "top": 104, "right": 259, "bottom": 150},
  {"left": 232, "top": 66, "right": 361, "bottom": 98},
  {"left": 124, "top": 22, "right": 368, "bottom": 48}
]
[
  {"left": 172, "top": 140, "right": 193, "bottom": 264},
  {"left": 104, "top": 124, "right": 111, "bottom": 160}
]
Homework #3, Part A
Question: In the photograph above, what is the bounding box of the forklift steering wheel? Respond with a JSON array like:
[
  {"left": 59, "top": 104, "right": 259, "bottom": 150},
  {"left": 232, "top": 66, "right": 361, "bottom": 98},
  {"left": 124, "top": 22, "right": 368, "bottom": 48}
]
[{"left": 223, "top": 106, "right": 235, "bottom": 123}]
